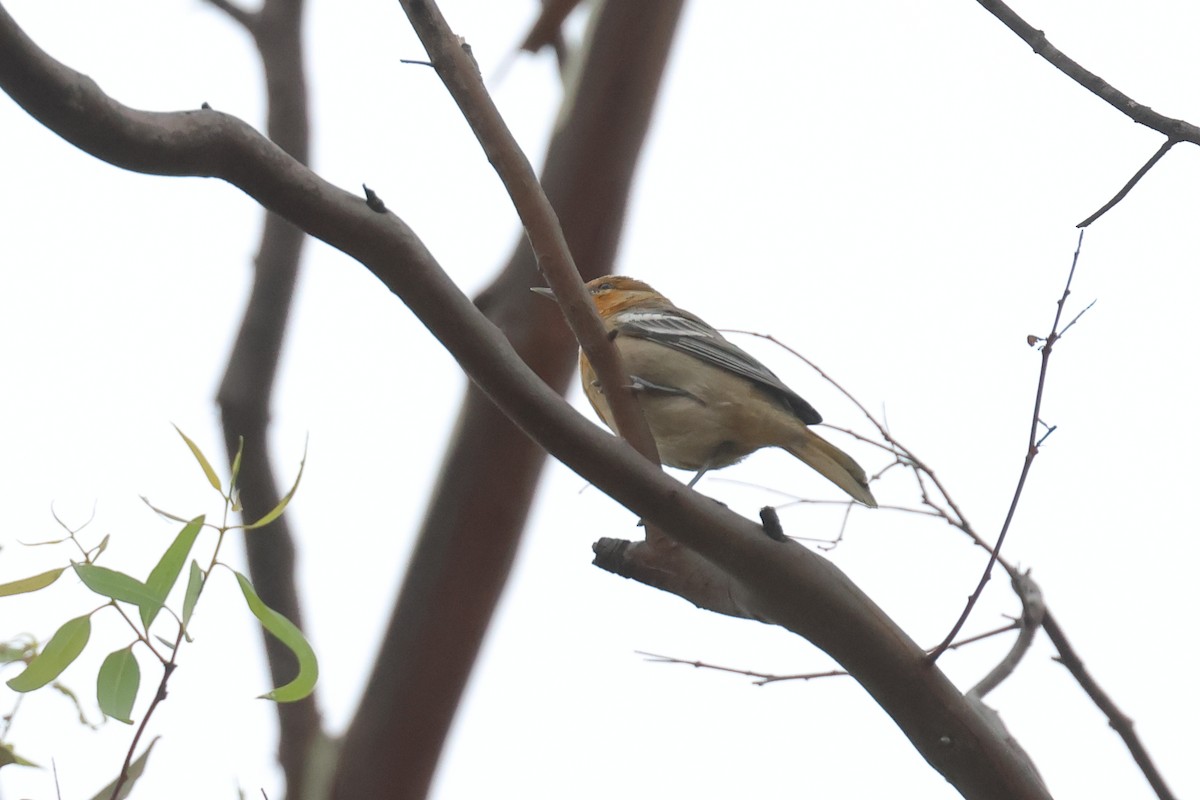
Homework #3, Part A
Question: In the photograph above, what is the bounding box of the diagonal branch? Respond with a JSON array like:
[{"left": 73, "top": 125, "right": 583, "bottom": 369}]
[
  {"left": 1076, "top": 138, "right": 1177, "bottom": 228},
  {"left": 976, "top": 0, "right": 1200, "bottom": 144},
  {"left": 1042, "top": 612, "right": 1177, "bottom": 800},
  {"left": 398, "top": 0, "right": 660, "bottom": 467},
  {"left": 332, "top": 3, "right": 684, "bottom": 799}
]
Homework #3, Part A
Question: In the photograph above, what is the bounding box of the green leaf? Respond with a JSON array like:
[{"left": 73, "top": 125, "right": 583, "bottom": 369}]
[
  {"left": 16, "top": 534, "right": 73, "bottom": 547},
  {"left": 229, "top": 435, "right": 245, "bottom": 494},
  {"left": 6, "top": 615, "right": 92, "bottom": 692},
  {"left": 173, "top": 424, "right": 222, "bottom": 492},
  {"left": 140, "top": 515, "right": 204, "bottom": 630},
  {"left": 244, "top": 441, "right": 307, "bottom": 530},
  {"left": 91, "top": 533, "right": 111, "bottom": 560},
  {"left": 182, "top": 560, "right": 204, "bottom": 630},
  {"left": 233, "top": 570, "right": 317, "bottom": 702},
  {"left": 73, "top": 564, "right": 156, "bottom": 606},
  {"left": 153, "top": 634, "right": 179, "bottom": 651},
  {"left": 139, "top": 495, "right": 189, "bottom": 523},
  {"left": 97, "top": 647, "right": 140, "bottom": 724},
  {"left": 88, "top": 736, "right": 159, "bottom": 800},
  {"left": 0, "top": 742, "right": 39, "bottom": 769},
  {"left": 0, "top": 567, "right": 66, "bottom": 597}
]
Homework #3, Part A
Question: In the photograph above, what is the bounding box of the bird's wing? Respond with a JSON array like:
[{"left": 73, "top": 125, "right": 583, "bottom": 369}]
[{"left": 612, "top": 307, "right": 823, "bottom": 425}]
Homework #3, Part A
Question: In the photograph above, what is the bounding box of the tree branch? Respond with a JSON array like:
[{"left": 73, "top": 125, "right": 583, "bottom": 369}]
[
  {"left": 976, "top": 0, "right": 1200, "bottom": 143},
  {"left": 1042, "top": 611, "right": 1177, "bottom": 800},
  {"left": 333, "top": 3, "right": 685, "bottom": 798},
  {"left": 399, "top": 0, "right": 661, "bottom": 471},
  {"left": 1076, "top": 138, "right": 1177, "bottom": 228},
  {"left": 976, "top": 0, "right": 1198, "bottom": 225}
]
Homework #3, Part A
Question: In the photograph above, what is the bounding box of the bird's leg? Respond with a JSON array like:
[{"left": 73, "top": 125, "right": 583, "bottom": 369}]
[{"left": 686, "top": 441, "right": 741, "bottom": 488}]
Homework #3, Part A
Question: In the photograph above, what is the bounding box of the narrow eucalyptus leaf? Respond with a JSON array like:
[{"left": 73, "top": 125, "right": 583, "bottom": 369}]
[
  {"left": 234, "top": 571, "right": 317, "bottom": 702},
  {"left": 173, "top": 424, "right": 222, "bottom": 492},
  {"left": 140, "top": 515, "right": 204, "bottom": 629},
  {"left": 6, "top": 615, "right": 92, "bottom": 692},
  {"left": 0, "top": 567, "right": 66, "bottom": 597}
]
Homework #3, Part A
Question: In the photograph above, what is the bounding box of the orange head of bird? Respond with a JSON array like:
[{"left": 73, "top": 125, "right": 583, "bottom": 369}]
[{"left": 583, "top": 275, "right": 667, "bottom": 317}]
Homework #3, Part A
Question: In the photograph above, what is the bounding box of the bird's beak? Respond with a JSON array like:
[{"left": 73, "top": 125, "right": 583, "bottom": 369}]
[{"left": 530, "top": 286, "right": 556, "bottom": 299}]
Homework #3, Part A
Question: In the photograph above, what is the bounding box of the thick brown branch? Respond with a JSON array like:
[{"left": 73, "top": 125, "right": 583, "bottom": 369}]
[{"left": 0, "top": 6, "right": 1048, "bottom": 797}]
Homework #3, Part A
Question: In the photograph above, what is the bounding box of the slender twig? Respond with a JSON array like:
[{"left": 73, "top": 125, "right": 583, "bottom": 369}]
[
  {"left": 938, "top": 620, "right": 1021, "bottom": 652},
  {"left": 1077, "top": 139, "right": 1177, "bottom": 227},
  {"left": 928, "top": 230, "right": 1085, "bottom": 661},
  {"left": 1041, "top": 611, "right": 1177, "bottom": 800},
  {"left": 637, "top": 651, "right": 848, "bottom": 686},
  {"left": 107, "top": 662, "right": 175, "bottom": 800},
  {"left": 1058, "top": 299, "right": 1096, "bottom": 339},
  {"left": 966, "top": 571, "right": 1045, "bottom": 700}
]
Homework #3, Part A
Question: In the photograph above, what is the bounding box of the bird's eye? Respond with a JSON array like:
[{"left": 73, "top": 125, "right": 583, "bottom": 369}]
[{"left": 598, "top": 282, "right": 613, "bottom": 290}]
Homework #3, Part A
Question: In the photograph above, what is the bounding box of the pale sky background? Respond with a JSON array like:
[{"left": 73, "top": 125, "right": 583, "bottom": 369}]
[{"left": 1, "top": 1, "right": 1197, "bottom": 798}]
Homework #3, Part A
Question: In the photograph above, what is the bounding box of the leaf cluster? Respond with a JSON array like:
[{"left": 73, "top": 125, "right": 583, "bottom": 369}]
[{"left": 0, "top": 428, "right": 315, "bottom": 796}]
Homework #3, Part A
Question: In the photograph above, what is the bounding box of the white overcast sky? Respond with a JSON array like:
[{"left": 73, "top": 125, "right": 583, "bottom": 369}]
[{"left": 2, "top": 1, "right": 1197, "bottom": 798}]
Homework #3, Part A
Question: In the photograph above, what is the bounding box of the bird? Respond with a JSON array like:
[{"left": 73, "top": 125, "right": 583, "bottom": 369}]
[{"left": 538, "top": 275, "right": 877, "bottom": 507}]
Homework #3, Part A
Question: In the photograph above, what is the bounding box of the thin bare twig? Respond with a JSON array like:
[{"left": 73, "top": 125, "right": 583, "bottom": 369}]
[
  {"left": 1041, "top": 611, "right": 1177, "bottom": 800},
  {"left": 637, "top": 651, "right": 848, "bottom": 686},
  {"left": 939, "top": 621, "right": 1021, "bottom": 652},
  {"left": 966, "top": 571, "right": 1045, "bottom": 700},
  {"left": 1077, "top": 139, "right": 1178, "bottom": 227},
  {"left": 928, "top": 230, "right": 1086, "bottom": 661},
  {"left": 1058, "top": 298, "right": 1097, "bottom": 339}
]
